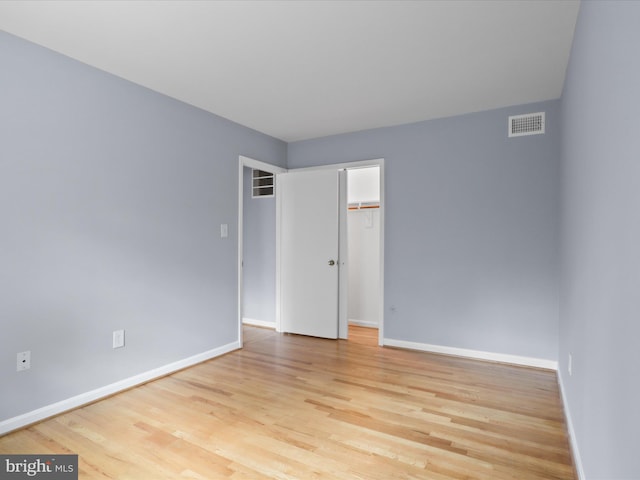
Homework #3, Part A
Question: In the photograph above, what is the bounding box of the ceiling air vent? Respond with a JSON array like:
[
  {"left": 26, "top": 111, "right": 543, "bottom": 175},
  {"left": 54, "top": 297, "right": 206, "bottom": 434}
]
[{"left": 508, "top": 112, "right": 545, "bottom": 137}]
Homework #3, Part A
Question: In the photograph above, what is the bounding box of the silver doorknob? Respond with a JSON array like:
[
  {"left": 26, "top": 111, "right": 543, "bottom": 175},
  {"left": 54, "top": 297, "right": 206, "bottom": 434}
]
[{"left": 328, "top": 260, "right": 336, "bottom": 266}]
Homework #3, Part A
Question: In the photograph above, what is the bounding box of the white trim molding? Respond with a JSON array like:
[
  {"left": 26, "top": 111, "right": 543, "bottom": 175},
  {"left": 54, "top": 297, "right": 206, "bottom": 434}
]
[
  {"left": 348, "top": 319, "right": 379, "bottom": 328},
  {"left": 0, "top": 341, "right": 239, "bottom": 436},
  {"left": 242, "top": 317, "right": 276, "bottom": 329},
  {"left": 383, "top": 338, "right": 558, "bottom": 370},
  {"left": 558, "top": 371, "right": 586, "bottom": 480}
]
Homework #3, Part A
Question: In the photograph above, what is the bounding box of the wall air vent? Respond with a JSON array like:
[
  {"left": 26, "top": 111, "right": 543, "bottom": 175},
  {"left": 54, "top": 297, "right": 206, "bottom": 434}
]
[
  {"left": 508, "top": 112, "right": 545, "bottom": 137},
  {"left": 252, "top": 169, "right": 275, "bottom": 198}
]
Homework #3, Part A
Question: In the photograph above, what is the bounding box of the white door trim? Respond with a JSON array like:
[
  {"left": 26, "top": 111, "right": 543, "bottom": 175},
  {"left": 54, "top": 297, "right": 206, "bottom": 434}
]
[
  {"left": 237, "top": 156, "right": 287, "bottom": 347},
  {"left": 338, "top": 170, "right": 349, "bottom": 339}
]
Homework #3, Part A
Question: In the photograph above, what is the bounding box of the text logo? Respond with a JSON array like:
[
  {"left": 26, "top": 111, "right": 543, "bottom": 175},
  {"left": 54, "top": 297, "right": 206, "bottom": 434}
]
[{"left": 0, "top": 455, "right": 77, "bottom": 479}]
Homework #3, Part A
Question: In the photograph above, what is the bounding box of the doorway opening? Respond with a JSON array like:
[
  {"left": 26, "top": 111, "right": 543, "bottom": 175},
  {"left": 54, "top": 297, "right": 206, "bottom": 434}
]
[
  {"left": 345, "top": 166, "right": 381, "bottom": 345},
  {"left": 237, "top": 156, "right": 286, "bottom": 347},
  {"left": 238, "top": 157, "right": 384, "bottom": 347}
]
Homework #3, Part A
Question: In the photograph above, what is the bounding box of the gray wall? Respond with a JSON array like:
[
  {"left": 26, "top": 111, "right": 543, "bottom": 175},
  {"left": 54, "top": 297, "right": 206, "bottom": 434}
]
[
  {"left": 289, "top": 100, "right": 561, "bottom": 361},
  {"left": 242, "top": 167, "right": 276, "bottom": 324},
  {"left": 559, "top": 2, "right": 640, "bottom": 478},
  {"left": 0, "top": 32, "right": 286, "bottom": 421}
]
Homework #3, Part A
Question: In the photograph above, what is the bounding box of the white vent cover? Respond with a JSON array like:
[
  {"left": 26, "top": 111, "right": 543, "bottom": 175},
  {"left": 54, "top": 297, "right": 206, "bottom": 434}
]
[{"left": 508, "top": 112, "right": 545, "bottom": 137}]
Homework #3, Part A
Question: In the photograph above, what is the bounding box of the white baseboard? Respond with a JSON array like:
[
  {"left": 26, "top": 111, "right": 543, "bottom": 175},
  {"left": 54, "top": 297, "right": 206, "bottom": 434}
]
[
  {"left": 242, "top": 317, "right": 276, "bottom": 329},
  {"left": 0, "top": 340, "right": 240, "bottom": 436},
  {"left": 383, "top": 338, "right": 558, "bottom": 370},
  {"left": 348, "top": 319, "right": 378, "bottom": 328},
  {"left": 558, "top": 371, "right": 586, "bottom": 480}
]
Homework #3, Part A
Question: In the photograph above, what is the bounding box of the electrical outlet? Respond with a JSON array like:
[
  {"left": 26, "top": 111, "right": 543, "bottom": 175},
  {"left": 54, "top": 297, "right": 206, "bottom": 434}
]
[
  {"left": 568, "top": 353, "right": 572, "bottom": 376},
  {"left": 17, "top": 351, "right": 31, "bottom": 371},
  {"left": 113, "top": 330, "right": 125, "bottom": 349}
]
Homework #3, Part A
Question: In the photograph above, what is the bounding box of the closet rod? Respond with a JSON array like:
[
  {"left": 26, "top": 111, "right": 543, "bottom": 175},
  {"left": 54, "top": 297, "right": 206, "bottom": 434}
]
[{"left": 347, "top": 205, "right": 380, "bottom": 210}]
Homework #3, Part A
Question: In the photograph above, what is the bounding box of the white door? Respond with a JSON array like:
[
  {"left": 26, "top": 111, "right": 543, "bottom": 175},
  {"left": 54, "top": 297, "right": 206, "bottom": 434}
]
[{"left": 280, "top": 169, "right": 339, "bottom": 339}]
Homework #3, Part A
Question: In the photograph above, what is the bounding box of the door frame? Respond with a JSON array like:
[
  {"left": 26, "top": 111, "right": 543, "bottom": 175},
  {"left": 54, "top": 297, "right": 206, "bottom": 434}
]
[
  {"left": 237, "top": 156, "right": 385, "bottom": 347},
  {"left": 237, "top": 156, "right": 287, "bottom": 348}
]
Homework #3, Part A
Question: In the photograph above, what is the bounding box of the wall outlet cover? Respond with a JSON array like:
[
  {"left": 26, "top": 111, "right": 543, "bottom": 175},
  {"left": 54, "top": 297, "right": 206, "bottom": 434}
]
[{"left": 17, "top": 351, "right": 31, "bottom": 371}]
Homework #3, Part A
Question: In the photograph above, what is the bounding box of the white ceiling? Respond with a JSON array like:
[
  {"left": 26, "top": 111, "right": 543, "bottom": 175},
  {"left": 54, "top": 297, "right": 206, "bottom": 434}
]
[{"left": 0, "top": 0, "right": 580, "bottom": 142}]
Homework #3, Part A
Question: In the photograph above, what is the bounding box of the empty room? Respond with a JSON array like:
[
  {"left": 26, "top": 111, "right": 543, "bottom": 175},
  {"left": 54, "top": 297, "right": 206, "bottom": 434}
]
[{"left": 1, "top": 1, "right": 638, "bottom": 479}]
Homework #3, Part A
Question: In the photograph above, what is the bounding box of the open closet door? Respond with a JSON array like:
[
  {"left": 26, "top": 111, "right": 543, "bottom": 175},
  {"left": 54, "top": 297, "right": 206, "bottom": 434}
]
[{"left": 280, "top": 169, "right": 339, "bottom": 339}]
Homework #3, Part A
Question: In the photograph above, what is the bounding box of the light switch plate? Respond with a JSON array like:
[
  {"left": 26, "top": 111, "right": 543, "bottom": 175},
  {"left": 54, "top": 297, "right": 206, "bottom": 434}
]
[
  {"left": 113, "top": 330, "right": 125, "bottom": 349},
  {"left": 221, "top": 224, "right": 228, "bottom": 238}
]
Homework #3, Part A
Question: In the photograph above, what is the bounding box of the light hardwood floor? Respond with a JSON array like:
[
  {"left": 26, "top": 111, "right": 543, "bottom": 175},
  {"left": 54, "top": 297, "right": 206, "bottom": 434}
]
[{"left": 0, "top": 325, "right": 576, "bottom": 479}]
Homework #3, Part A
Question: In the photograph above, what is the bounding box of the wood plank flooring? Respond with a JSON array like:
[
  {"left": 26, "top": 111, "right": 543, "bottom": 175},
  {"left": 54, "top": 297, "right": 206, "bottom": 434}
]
[
  {"left": 0, "top": 326, "right": 576, "bottom": 479},
  {"left": 345, "top": 325, "right": 379, "bottom": 346}
]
